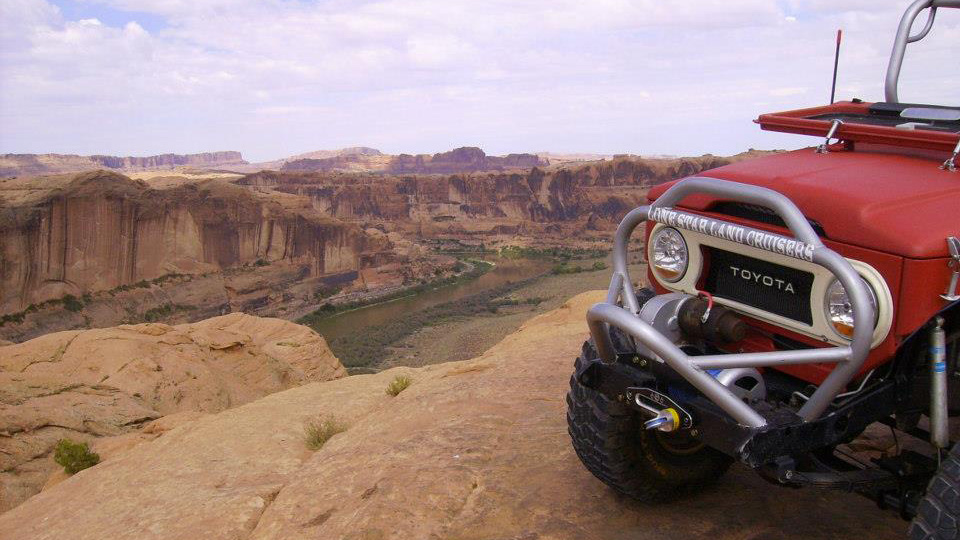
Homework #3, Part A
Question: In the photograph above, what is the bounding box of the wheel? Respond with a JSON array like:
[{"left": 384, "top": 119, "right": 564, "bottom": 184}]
[
  {"left": 566, "top": 339, "right": 733, "bottom": 502},
  {"left": 909, "top": 444, "right": 960, "bottom": 539}
]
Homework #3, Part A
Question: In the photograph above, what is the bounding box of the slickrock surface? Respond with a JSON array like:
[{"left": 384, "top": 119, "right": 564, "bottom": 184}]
[
  {"left": 0, "top": 313, "right": 344, "bottom": 511},
  {"left": 0, "top": 292, "right": 903, "bottom": 539}
]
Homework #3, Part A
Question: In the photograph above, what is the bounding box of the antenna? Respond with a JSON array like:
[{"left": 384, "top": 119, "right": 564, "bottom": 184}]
[{"left": 830, "top": 29, "right": 842, "bottom": 104}]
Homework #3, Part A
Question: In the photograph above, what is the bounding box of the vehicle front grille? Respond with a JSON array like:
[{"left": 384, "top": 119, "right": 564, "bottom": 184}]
[{"left": 703, "top": 247, "right": 814, "bottom": 325}]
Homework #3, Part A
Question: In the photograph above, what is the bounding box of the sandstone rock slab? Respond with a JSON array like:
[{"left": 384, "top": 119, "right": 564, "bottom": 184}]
[
  {"left": 0, "top": 313, "right": 344, "bottom": 511},
  {"left": 0, "top": 292, "right": 905, "bottom": 539}
]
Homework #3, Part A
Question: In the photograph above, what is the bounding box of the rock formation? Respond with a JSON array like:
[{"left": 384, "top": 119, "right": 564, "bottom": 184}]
[
  {"left": 0, "top": 170, "right": 398, "bottom": 339},
  {"left": 0, "top": 292, "right": 904, "bottom": 539},
  {"left": 276, "top": 146, "right": 545, "bottom": 175},
  {"left": 0, "top": 152, "right": 247, "bottom": 177},
  {"left": 240, "top": 154, "right": 737, "bottom": 235},
  {"left": 0, "top": 152, "right": 766, "bottom": 341},
  {"left": 386, "top": 146, "right": 546, "bottom": 174},
  {"left": 0, "top": 312, "right": 345, "bottom": 512}
]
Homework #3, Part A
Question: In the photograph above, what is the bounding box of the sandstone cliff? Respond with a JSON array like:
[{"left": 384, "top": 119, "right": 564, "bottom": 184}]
[
  {"left": 0, "top": 152, "right": 247, "bottom": 177},
  {"left": 241, "top": 154, "right": 736, "bottom": 237},
  {"left": 277, "top": 146, "right": 546, "bottom": 175},
  {"left": 0, "top": 153, "right": 765, "bottom": 341},
  {"left": 0, "top": 312, "right": 345, "bottom": 512},
  {"left": 0, "top": 170, "right": 399, "bottom": 340},
  {"left": 0, "top": 292, "right": 904, "bottom": 539}
]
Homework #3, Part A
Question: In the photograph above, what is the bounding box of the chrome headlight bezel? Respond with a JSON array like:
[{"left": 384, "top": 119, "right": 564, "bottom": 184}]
[
  {"left": 650, "top": 227, "right": 689, "bottom": 283},
  {"left": 823, "top": 277, "right": 879, "bottom": 340}
]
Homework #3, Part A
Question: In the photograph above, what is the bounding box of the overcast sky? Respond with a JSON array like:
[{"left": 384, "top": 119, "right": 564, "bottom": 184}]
[{"left": 0, "top": 1, "right": 957, "bottom": 162}]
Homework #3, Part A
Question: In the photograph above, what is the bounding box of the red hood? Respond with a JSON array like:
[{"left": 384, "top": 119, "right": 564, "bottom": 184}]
[{"left": 648, "top": 148, "right": 960, "bottom": 259}]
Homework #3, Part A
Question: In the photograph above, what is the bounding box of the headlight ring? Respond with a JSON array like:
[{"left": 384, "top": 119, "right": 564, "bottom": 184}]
[
  {"left": 824, "top": 277, "right": 879, "bottom": 339},
  {"left": 651, "top": 227, "right": 689, "bottom": 283}
]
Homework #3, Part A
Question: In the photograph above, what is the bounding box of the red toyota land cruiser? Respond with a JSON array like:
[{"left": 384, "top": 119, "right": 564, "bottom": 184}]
[{"left": 566, "top": 2, "right": 960, "bottom": 538}]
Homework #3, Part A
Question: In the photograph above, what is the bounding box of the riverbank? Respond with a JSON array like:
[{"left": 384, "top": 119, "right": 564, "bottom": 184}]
[
  {"left": 322, "top": 256, "right": 646, "bottom": 373},
  {"left": 297, "top": 259, "right": 494, "bottom": 326},
  {"left": 372, "top": 260, "right": 646, "bottom": 371}
]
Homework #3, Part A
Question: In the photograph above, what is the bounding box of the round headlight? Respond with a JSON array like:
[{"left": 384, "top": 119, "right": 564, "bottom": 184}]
[
  {"left": 651, "top": 227, "right": 688, "bottom": 282},
  {"left": 824, "top": 278, "right": 878, "bottom": 339}
]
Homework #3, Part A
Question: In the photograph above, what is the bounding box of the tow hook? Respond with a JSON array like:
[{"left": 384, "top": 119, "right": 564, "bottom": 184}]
[
  {"left": 626, "top": 387, "right": 694, "bottom": 432},
  {"left": 643, "top": 408, "right": 681, "bottom": 432}
]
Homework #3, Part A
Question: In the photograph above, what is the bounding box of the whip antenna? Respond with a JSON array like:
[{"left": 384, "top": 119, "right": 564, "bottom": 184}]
[{"left": 830, "top": 29, "right": 842, "bottom": 103}]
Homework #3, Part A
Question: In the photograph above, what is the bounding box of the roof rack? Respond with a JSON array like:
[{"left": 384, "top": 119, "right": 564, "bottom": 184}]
[
  {"left": 756, "top": 1, "right": 960, "bottom": 154},
  {"left": 886, "top": 0, "right": 960, "bottom": 103},
  {"left": 756, "top": 102, "right": 959, "bottom": 153}
]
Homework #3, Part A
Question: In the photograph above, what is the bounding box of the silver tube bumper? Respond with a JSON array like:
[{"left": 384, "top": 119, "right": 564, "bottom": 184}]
[{"left": 591, "top": 177, "right": 875, "bottom": 428}]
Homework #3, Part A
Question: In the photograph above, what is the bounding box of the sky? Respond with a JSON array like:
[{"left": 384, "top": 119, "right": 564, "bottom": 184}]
[{"left": 0, "top": 1, "right": 957, "bottom": 162}]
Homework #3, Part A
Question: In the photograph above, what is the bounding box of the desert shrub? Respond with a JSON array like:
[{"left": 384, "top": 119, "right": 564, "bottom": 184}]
[
  {"left": 54, "top": 438, "right": 100, "bottom": 474},
  {"left": 254, "top": 259, "right": 270, "bottom": 267},
  {"left": 142, "top": 303, "right": 194, "bottom": 322},
  {"left": 304, "top": 417, "right": 347, "bottom": 451},
  {"left": 385, "top": 375, "right": 413, "bottom": 396},
  {"left": 592, "top": 261, "right": 608, "bottom": 271},
  {"left": 313, "top": 285, "right": 342, "bottom": 300},
  {"left": 62, "top": 294, "right": 84, "bottom": 312},
  {"left": 551, "top": 263, "right": 585, "bottom": 275}
]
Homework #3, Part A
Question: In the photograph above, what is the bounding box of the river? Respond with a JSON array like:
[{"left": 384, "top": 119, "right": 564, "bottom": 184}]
[{"left": 306, "top": 257, "right": 554, "bottom": 344}]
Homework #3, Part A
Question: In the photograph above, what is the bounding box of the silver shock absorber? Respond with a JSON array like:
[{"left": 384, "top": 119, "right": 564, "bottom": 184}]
[{"left": 931, "top": 316, "right": 949, "bottom": 451}]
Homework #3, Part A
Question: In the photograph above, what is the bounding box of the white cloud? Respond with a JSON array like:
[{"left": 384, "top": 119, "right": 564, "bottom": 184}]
[{"left": 0, "top": 0, "right": 957, "bottom": 160}]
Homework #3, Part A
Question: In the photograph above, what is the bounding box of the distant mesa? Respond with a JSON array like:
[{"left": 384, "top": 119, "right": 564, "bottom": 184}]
[
  {"left": 387, "top": 147, "right": 546, "bottom": 175},
  {"left": 279, "top": 146, "right": 547, "bottom": 174},
  {"left": 0, "top": 151, "right": 247, "bottom": 177}
]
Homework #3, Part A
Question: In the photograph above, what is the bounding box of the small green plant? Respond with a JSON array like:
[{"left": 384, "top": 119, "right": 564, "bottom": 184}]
[
  {"left": 304, "top": 417, "right": 347, "bottom": 451},
  {"left": 53, "top": 438, "right": 100, "bottom": 474},
  {"left": 385, "top": 375, "right": 413, "bottom": 396},
  {"left": 62, "top": 294, "right": 84, "bottom": 312},
  {"left": 592, "top": 261, "right": 608, "bottom": 271}
]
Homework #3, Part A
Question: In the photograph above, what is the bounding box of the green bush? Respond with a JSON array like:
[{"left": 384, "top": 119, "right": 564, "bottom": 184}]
[
  {"left": 550, "top": 263, "right": 584, "bottom": 275},
  {"left": 385, "top": 375, "right": 413, "bottom": 396},
  {"left": 53, "top": 438, "right": 100, "bottom": 474},
  {"left": 304, "top": 417, "right": 347, "bottom": 451},
  {"left": 62, "top": 294, "right": 84, "bottom": 312},
  {"left": 592, "top": 261, "right": 608, "bottom": 271}
]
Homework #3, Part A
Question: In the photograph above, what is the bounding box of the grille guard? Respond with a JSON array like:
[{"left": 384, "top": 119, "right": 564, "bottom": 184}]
[{"left": 588, "top": 177, "right": 875, "bottom": 428}]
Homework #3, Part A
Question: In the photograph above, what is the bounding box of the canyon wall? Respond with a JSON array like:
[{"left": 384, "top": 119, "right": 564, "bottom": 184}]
[
  {"left": 0, "top": 151, "right": 247, "bottom": 177},
  {"left": 0, "top": 153, "right": 760, "bottom": 340},
  {"left": 279, "top": 146, "right": 547, "bottom": 174},
  {"left": 243, "top": 154, "right": 737, "bottom": 233},
  {"left": 0, "top": 171, "right": 398, "bottom": 340}
]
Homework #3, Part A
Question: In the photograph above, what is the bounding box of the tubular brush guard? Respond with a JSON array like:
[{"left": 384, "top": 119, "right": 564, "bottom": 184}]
[{"left": 588, "top": 177, "right": 876, "bottom": 434}]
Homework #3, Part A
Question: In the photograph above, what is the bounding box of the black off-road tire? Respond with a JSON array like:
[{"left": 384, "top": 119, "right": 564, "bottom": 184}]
[
  {"left": 566, "top": 339, "right": 733, "bottom": 502},
  {"left": 909, "top": 443, "right": 960, "bottom": 539}
]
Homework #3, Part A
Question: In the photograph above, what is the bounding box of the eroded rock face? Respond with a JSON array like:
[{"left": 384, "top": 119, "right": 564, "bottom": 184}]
[
  {"left": 0, "top": 152, "right": 247, "bottom": 177},
  {"left": 0, "top": 292, "right": 904, "bottom": 539},
  {"left": 0, "top": 313, "right": 345, "bottom": 512},
  {"left": 0, "top": 171, "right": 383, "bottom": 326},
  {"left": 387, "top": 146, "right": 546, "bottom": 174},
  {"left": 277, "top": 146, "right": 546, "bottom": 175},
  {"left": 241, "top": 154, "right": 734, "bottom": 233}
]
